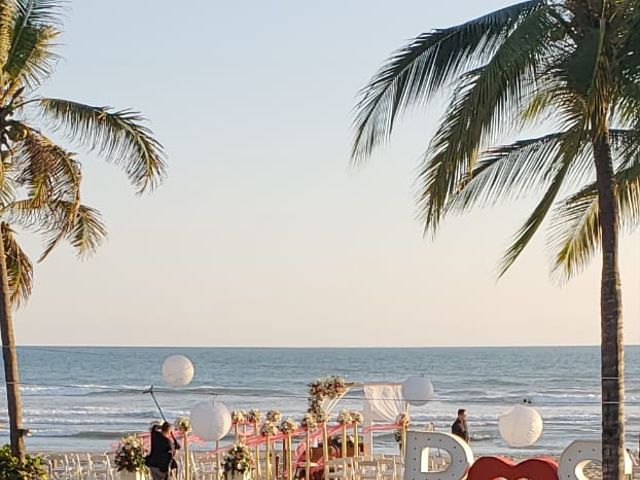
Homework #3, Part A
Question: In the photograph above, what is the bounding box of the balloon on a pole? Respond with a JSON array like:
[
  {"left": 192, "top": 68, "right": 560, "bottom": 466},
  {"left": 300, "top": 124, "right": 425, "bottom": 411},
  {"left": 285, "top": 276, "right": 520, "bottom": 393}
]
[
  {"left": 162, "top": 355, "right": 195, "bottom": 387},
  {"left": 190, "top": 400, "right": 232, "bottom": 441},
  {"left": 401, "top": 376, "right": 434, "bottom": 406},
  {"left": 498, "top": 403, "right": 543, "bottom": 447}
]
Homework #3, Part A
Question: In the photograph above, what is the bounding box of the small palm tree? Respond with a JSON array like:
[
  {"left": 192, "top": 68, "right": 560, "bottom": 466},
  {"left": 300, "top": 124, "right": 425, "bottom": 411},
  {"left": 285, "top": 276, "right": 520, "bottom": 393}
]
[
  {"left": 352, "top": 1, "right": 638, "bottom": 478},
  {"left": 0, "top": 1, "right": 166, "bottom": 461}
]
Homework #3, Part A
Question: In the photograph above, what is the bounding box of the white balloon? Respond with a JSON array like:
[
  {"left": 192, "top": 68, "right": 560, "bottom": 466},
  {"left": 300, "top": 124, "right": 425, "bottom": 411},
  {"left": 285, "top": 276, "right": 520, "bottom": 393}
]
[
  {"left": 162, "top": 355, "right": 195, "bottom": 387},
  {"left": 498, "top": 404, "right": 543, "bottom": 447},
  {"left": 190, "top": 400, "right": 232, "bottom": 441},
  {"left": 401, "top": 376, "right": 434, "bottom": 406}
]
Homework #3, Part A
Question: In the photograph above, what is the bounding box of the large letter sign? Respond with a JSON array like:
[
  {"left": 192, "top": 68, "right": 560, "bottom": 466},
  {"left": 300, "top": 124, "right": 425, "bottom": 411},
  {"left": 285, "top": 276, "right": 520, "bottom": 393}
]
[
  {"left": 558, "top": 440, "right": 633, "bottom": 480},
  {"left": 404, "top": 431, "right": 474, "bottom": 480}
]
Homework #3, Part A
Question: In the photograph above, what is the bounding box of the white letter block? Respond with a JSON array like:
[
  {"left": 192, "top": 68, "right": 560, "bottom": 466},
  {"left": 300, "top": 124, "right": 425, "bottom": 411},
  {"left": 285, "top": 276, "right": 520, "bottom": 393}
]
[
  {"left": 404, "top": 431, "right": 474, "bottom": 480},
  {"left": 558, "top": 440, "right": 632, "bottom": 480}
]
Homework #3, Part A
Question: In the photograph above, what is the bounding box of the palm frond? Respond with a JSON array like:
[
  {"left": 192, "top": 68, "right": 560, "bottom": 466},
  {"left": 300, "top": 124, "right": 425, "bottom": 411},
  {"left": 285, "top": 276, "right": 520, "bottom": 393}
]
[
  {"left": 4, "top": 0, "right": 63, "bottom": 89},
  {"left": 36, "top": 98, "right": 167, "bottom": 193},
  {"left": 549, "top": 159, "right": 640, "bottom": 280},
  {"left": 415, "top": 7, "right": 561, "bottom": 232},
  {"left": 1, "top": 222, "right": 33, "bottom": 307},
  {"left": 445, "top": 132, "right": 578, "bottom": 214},
  {"left": 4, "top": 23, "right": 59, "bottom": 89},
  {"left": 497, "top": 129, "right": 587, "bottom": 276},
  {"left": 0, "top": 1, "right": 17, "bottom": 71},
  {"left": 12, "top": 127, "right": 81, "bottom": 207},
  {"left": 351, "top": 0, "right": 546, "bottom": 163},
  {"left": 38, "top": 201, "right": 106, "bottom": 262}
]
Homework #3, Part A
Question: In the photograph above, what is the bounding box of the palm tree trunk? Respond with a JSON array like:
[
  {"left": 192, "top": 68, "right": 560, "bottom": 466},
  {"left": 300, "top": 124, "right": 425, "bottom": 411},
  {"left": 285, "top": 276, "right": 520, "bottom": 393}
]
[
  {"left": 592, "top": 124, "right": 624, "bottom": 480},
  {"left": 0, "top": 223, "right": 25, "bottom": 462}
]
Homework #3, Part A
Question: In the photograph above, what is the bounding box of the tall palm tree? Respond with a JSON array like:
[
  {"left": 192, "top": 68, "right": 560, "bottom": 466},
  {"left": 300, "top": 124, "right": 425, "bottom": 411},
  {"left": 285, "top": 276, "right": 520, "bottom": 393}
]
[
  {"left": 0, "top": 0, "right": 166, "bottom": 461},
  {"left": 352, "top": 1, "right": 639, "bottom": 478}
]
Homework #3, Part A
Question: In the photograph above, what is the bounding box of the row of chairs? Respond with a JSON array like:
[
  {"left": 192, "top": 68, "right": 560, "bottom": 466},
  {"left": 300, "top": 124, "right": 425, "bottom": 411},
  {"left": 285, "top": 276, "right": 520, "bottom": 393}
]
[
  {"left": 45, "top": 453, "right": 116, "bottom": 480},
  {"left": 324, "top": 456, "right": 404, "bottom": 480}
]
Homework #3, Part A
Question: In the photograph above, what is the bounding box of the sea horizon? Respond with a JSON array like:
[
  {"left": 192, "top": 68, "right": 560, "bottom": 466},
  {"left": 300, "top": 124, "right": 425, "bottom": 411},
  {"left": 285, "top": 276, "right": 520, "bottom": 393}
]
[{"left": 2, "top": 345, "right": 638, "bottom": 455}]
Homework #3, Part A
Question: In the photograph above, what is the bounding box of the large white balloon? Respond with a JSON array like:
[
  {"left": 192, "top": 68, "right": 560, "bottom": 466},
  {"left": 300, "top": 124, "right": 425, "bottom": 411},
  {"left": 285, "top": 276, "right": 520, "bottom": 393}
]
[
  {"left": 162, "top": 355, "right": 195, "bottom": 387},
  {"left": 190, "top": 400, "right": 232, "bottom": 441},
  {"left": 498, "top": 404, "right": 543, "bottom": 447},
  {"left": 401, "top": 376, "right": 434, "bottom": 406}
]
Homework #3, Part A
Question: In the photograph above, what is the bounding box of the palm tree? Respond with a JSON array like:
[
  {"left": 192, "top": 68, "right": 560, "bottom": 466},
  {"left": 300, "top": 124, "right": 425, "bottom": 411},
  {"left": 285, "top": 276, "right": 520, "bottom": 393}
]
[
  {"left": 0, "top": 1, "right": 166, "bottom": 461},
  {"left": 352, "top": 1, "right": 638, "bottom": 478}
]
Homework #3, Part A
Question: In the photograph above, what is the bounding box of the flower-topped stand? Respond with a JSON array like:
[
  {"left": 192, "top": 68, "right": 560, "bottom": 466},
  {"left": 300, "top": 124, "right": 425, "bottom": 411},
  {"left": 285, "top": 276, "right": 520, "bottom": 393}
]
[
  {"left": 351, "top": 411, "right": 363, "bottom": 457},
  {"left": 247, "top": 409, "right": 262, "bottom": 479},
  {"left": 301, "top": 413, "right": 317, "bottom": 480},
  {"left": 279, "top": 418, "right": 298, "bottom": 480},
  {"left": 175, "top": 416, "right": 191, "bottom": 480},
  {"left": 261, "top": 420, "right": 278, "bottom": 480},
  {"left": 232, "top": 410, "right": 246, "bottom": 443},
  {"left": 337, "top": 410, "right": 352, "bottom": 458},
  {"left": 114, "top": 434, "right": 147, "bottom": 480},
  {"left": 223, "top": 443, "right": 255, "bottom": 480}
]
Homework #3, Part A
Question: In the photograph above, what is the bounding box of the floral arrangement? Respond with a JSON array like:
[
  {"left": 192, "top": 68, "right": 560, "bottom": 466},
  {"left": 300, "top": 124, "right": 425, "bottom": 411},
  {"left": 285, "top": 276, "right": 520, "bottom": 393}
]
[
  {"left": 308, "top": 376, "right": 347, "bottom": 398},
  {"left": 266, "top": 410, "right": 281, "bottom": 423},
  {"left": 301, "top": 412, "right": 318, "bottom": 430},
  {"left": 0, "top": 445, "right": 47, "bottom": 479},
  {"left": 337, "top": 410, "right": 353, "bottom": 425},
  {"left": 246, "top": 409, "right": 262, "bottom": 424},
  {"left": 307, "top": 376, "right": 347, "bottom": 422},
  {"left": 396, "top": 413, "right": 410, "bottom": 427},
  {"left": 260, "top": 420, "right": 279, "bottom": 437},
  {"left": 350, "top": 411, "right": 364, "bottom": 424},
  {"left": 174, "top": 416, "right": 191, "bottom": 432},
  {"left": 114, "top": 435, "right": 147, "bottom": 472},
  {"left": 232, "top": 410, "right": 247, "bottom": 425},
  {"left": 279, "top": 417, "right": 299, "bottom": 434},
  {"left": 223, "top": 443, "right": 255, "bottom": 475}
]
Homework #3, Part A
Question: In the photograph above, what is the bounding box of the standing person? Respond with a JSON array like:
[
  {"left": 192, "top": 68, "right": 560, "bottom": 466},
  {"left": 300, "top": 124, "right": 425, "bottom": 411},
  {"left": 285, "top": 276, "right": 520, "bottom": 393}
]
[
  {"left": 451, "top": 409, "right": 469, "bottom": 443},
  {"left": 146, "top": 421, "right": 181, "bottom": 480}
]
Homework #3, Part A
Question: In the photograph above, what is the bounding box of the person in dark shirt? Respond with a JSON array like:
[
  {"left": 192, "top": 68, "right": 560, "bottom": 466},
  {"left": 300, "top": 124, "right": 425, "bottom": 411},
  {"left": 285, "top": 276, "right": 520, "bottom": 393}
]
[
  {"left": 451, "top": 409, "right": 469, "bottom": 443},
  {"left": 145, "top": 421, "right": 181, "bottom": 480}
]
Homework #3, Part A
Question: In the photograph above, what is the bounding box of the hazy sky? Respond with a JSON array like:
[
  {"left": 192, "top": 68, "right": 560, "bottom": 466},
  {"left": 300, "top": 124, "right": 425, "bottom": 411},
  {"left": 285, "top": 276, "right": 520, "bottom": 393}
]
[{"left": 16, "top": 0, "right": 640, "bottom": 347}]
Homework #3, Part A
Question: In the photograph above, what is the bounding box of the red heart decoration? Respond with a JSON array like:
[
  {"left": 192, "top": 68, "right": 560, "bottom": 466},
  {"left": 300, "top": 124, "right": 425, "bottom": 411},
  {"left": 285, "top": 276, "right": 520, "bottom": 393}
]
[{"left": 467, "top": 456, "right": 559, "bottom": 480}]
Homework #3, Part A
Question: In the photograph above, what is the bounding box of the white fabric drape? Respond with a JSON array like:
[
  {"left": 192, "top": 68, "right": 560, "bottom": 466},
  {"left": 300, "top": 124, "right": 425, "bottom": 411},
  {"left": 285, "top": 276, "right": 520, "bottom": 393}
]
[
  {"left": 362, "top": 383, "right": 406, "bottom": 451},
  {"left": 363, "top": 384, "right": 405, "bottom": 422},
  {"left": 323, "top": 386, "right": 351, "bottom": 415}
]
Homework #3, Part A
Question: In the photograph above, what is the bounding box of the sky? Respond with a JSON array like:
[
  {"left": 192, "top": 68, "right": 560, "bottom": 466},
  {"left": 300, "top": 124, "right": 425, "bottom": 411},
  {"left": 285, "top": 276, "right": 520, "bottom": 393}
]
[{"left": 15, "top": 0, "right": 640, "bottom": 347}]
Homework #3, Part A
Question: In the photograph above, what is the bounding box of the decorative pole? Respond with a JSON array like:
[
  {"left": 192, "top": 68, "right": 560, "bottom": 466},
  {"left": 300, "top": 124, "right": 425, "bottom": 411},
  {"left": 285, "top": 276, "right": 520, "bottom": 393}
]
[
  {"left": 215, "top": 440, "right": 221, "bottom": 480},
  {"left": 232, "top": 411, "right": 246, "bottom": 445},
  {"left": 302, "top": 413, "right": 317, "bottom": 480},
  {"left": 353, "top": 423, "right": 359, "bottom": 457},
  {"left": 265, "top": 435, "right": 272, "bottom": 480},
  {"left": 174, "top": 417, "right": 192, "bottom": 480},
  {"left": 184, "top": 432, "right": 190, "bottom": 480},
  {"left": 261, "top": 420, "right": 278, "bottom": 480},
  {"left": 337, "top": 411, "right": 352, "bottom": 458},
  {"left": 305, "top": 431, "right": 311, "bottom": 480},
  {"left": 288, "top": 433, "right": 294, "bottom": 480},
  {"left": 247, "top": 409, "right": 262, "bottom": 479},
  {"left": 351, "top": 411, "right": 363, "bottom": 458},
  {"left": 265, "top": 411, "right": 281, "bottom": 480},
  {"left": 321, "top": 420, "right": 329, "bottom": 465},
  {"left": 397, "top": 413, "right": 410, "bottom": 461},
  {"left": 279, "top": 418, "right": 298, "bottom": 480}
]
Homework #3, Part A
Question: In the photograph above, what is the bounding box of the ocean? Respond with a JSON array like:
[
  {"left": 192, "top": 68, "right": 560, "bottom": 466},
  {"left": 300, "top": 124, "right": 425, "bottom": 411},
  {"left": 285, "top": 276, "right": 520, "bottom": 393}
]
[{"left": 0, "top": 346, "right": 638, "bottom": 456}]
